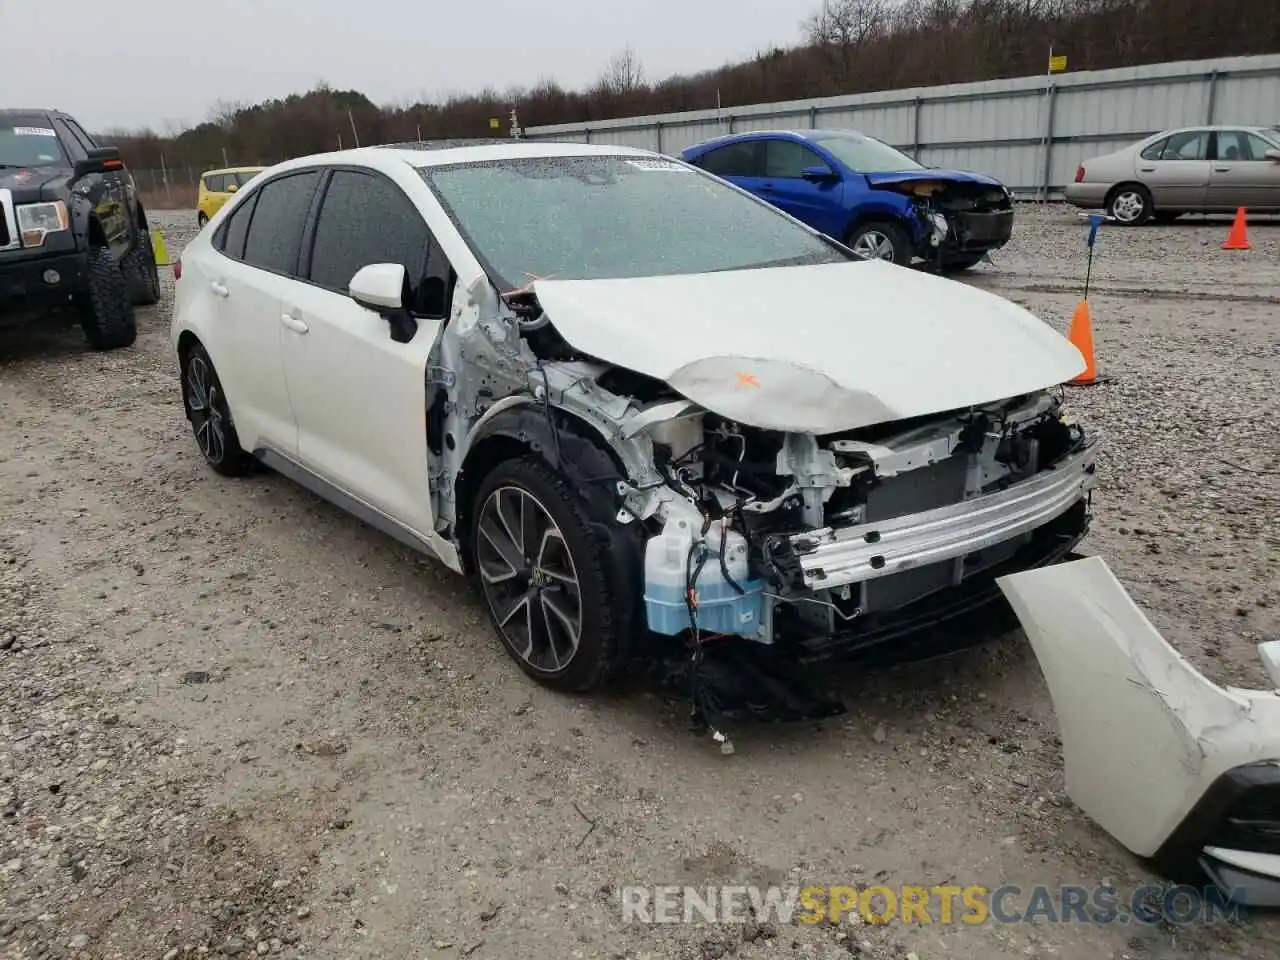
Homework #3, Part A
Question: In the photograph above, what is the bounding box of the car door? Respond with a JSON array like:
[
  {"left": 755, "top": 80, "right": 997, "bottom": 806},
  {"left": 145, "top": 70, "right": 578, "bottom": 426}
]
[
  {"left": 758, "top": 139, "right": 845, "bottom": 235},
  {"left": 1136, "top": 129, "right": 1211, "bottom": 209},
  {"left": 1207, "top": 130, "right": 1280, "bottom": 212},
  {"left": 62, "top": 116, "right": 132, "bottom": 259},
  {"left": 202, "top": 168, "right": 323, "bottom": 456},
  {"left": 278, "top": 167, "right": 450, "bottom": 540}
]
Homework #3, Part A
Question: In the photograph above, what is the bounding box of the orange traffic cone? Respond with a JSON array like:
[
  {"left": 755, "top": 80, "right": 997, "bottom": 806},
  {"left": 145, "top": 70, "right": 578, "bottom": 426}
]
[
  {"left": 1066, "top": 299, "right": 1098, "bottom": 385},
  {"left": 1222, "top": 207, "right": 1251, "bottom": 250}
]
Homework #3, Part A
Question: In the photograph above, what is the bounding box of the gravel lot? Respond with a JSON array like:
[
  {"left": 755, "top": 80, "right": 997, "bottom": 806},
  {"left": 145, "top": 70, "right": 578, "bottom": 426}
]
[{"left": 1, "top": 205, "right": 1278, "bottom": 960}]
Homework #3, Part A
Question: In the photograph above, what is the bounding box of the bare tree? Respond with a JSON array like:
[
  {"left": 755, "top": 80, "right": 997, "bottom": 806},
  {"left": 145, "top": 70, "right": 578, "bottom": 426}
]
[
  {"left": 599, "top": 46, "right": 647, "bottom": 96},
  {"left": 805, "top": 0, "right": 889, "bottom": 83}
]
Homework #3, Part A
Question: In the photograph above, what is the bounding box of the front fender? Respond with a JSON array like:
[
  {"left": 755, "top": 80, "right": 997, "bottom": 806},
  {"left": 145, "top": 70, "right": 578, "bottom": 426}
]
[{"left": 844, "top": 195, "right": 922, "bottom": 242}]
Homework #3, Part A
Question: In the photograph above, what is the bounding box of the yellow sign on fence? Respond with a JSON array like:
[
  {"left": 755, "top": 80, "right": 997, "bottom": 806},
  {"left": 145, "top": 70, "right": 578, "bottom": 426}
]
[
  {"left": 489, "top": 117, "right": 501, "bottom": 129},
  {"left": 1049, "top": 54, "right": 1068, "bottom": 73}
]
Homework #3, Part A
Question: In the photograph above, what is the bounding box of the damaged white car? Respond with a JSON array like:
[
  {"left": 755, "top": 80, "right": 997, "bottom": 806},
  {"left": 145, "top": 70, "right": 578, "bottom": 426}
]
[{"left": 171, "top": 141, "right": 1097, "bottom": 702}]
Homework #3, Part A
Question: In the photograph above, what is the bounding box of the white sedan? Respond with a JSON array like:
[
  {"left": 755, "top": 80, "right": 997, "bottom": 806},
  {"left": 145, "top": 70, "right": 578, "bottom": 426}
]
[{"left": 172, "top": 141, "right": 1097, "bottom": 696}]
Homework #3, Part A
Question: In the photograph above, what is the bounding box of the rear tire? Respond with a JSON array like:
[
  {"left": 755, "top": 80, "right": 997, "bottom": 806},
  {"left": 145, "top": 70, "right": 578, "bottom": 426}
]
[
  {"left": 180, "top": 342, "right": 257, "bottom": 477},
  {"left": 124, "top": 229, "right": 161, "bottom": 306},
  {"left": 80, "top": 247, "right": 137, "bottom": 351},
  {"left": 1106, "top": 183, "right": 1153, "bottom": 225},
  {"left": 845, "top": 220, "right": 913, "bottom": 265},
  {"left": 197, "top": 212, "right": 209, "bottom": 228},
  {"left": 469, "top": 457, "right": 625, "bottom": 693}
]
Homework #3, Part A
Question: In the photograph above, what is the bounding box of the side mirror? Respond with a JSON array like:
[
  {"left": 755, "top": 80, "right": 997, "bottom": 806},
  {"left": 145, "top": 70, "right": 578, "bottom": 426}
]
[
  {"left": 226, "top": 182, "right": 239, "bottom": 193},
  {"left": 73, "top": 146, "right": 123, "bottom": 178},
  {"left": 802, "top": 165, "right": 837, "bottom": 182},
  {"left": 350, "top": 263, "right": 417, "bottom": 343},
  {"left": 1265, "top": 149, "right": 1280, "bottom": 162}
]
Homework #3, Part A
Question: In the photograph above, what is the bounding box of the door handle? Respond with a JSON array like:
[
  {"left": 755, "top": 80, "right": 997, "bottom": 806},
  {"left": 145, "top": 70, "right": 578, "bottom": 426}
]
[
  {"left": 280, "top": 313, "right": 309, "bottom": 335},
  {"left": 1139, "top": 167, "right": 1155, "bottom": 172},
  {"left": 210, "top": 280, "right": 229, "bottom": 298},
  {"left": 1214, "top": 167, "right": 1231, "bottom": 172}
]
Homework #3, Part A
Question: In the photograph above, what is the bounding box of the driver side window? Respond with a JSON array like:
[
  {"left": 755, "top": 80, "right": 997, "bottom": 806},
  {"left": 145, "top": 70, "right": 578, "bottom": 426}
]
[
  {"left": 306, "top": 169, "right": 451, "bottom": 318},
  {"left": 764, "top": 140, "right": 830, "bottom": 178}
]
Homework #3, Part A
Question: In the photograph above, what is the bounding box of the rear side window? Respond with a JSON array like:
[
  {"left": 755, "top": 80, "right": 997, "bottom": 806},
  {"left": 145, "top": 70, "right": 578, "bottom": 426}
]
[
  {"left": 698, "top": 141, "right": 761, "bottom": 178},
  {"left": 1139, "top": 138, "right": 1168, "bottom": 161},
  {"left": 204, "top": 174, "right": 226, "bottom": 192},
  {"left": 218, "top": 193, "right": 258, "bottom": 260},
  {"left": 307, "top": 170, "right": 429, "bottom": 299},
  {"left": 241, "top": 170, "right": 321, "bottom": 276}
]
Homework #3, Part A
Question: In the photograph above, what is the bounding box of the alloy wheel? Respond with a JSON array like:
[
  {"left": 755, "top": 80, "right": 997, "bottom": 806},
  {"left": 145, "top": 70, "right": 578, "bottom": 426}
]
[
  {"left": 851, "top": 230, "right": 897, "bottom": 261},
  {"left": 1111, "top": 190, "right": 1146, "bottom": 223},
  {"left": 185, "top": 354, "right": 226, "bottom": 464},
  {"left": 476, "top": 485, "right": 582, "bottom": 673}
]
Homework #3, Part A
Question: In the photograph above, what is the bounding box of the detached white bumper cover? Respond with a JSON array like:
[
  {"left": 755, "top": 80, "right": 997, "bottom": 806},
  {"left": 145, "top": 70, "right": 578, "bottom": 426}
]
[
  {"left": 997, "top": 556, "right": 1280, "bottom": 905},
  {"left": 792, "top": 444, "right": 1096, "bottom": 590}
]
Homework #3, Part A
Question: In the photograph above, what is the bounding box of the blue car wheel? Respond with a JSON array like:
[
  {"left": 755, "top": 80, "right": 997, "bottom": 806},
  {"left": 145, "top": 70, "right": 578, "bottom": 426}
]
[{"left": 846, "top": 220, "right": 912, "bottom": 265}]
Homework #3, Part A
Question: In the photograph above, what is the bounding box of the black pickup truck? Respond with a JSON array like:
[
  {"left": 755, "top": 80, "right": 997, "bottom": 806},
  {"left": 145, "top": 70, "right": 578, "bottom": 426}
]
[{"left": 0, "top": 108, "right": 160, "bottom": 350}]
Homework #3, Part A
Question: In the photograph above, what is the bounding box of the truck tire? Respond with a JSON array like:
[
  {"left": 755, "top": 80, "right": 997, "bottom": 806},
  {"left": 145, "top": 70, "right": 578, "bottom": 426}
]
[
  {"left": 80, "top": 247, "right": 137, "bottom": 351},
  {"left": 124, "top": 229, "right": 162, "bottom": 306}
]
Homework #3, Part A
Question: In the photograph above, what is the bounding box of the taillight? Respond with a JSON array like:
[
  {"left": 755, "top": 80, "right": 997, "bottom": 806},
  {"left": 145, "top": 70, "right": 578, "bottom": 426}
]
[
  {"left": 173, "top": 257, "right": 182, "bottom": 281},
  {"left": 1074, "top": 165, "right": 1085, "bottom": 183}
]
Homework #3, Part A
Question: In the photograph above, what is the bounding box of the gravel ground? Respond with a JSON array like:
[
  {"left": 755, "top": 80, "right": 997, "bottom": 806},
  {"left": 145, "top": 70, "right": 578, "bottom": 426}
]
[{"left": 1, "top": 204, "right": 1278, "bottom": 960}]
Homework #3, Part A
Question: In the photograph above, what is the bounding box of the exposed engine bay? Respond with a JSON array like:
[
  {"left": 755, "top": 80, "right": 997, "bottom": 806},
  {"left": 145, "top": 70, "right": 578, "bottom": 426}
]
[
  {"left": 431, "top": 278, "right": 1097, "bottom": 661},
  {"left": 875, "top": 178, "right": 1016, "bottom": 264}
]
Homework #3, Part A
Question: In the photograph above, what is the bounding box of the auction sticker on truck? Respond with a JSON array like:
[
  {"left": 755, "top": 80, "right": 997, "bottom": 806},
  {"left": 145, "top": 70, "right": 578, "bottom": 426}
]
[{"left": 13, "top": 127, "right": 57, "bottom": 137}]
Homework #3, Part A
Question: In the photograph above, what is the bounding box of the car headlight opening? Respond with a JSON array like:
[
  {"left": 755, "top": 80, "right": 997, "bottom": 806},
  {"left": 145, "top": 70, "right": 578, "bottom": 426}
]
[{"left": 17, "top": 200, "right": 70, "bottom": 248}]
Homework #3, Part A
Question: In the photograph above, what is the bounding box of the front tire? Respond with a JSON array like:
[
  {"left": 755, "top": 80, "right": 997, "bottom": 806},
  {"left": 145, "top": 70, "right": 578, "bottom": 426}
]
[
  {"left": 1106, "top": 184, "right": 1153, "bottom": 225},
  {"left": 80, "top": 247, "right": 137, "bottom": 351},
  {"left": 180, "top": 342, "right": 256, "bottom": 477},
  {"left": 846, "top": 220, "right": 913, "bottom": 265},
  {"left": 469, "top": 458, "right": 624, "bottom": 693}
]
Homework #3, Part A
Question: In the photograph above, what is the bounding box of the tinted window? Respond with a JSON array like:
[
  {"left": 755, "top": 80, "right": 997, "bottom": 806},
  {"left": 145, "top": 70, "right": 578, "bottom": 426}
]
[
  {"left": 204, "top": 173, "right": 226, "bottom": 192},
  {"left": 218, "top": 193, "right": 258, "bottom": 260},
  {"left": 812, "top": 135, "right": 921, "bottom": 173},
  {"left": 421, "top": 155, "right": 846, "bottom": 287},
  {"left": 765, "top": 140, "right": 828, "bottom": 178},
  {"left": 1159, "top": 131, "right": 1209, "bottom": 161},
  {"left": 0, "top": 118, "right": 68, "bottom": 167},
  {"left": 52, "top": 119, "right": 87, "bottom": 161},
  {"left": 1215, "top": 131, "right": 1275, "bottom": 161},
  {"left": 63, "top": 119, "right": 98, "bottom": 151},
  {"left": 242, "top": 171, "right": 320, "bottom": 275},
  {"left": 698, "top": 142, "right": 761, "bottom": 177},
  {"left": 1140, "top": 138, "right": 1168, "bottom": 161},
  {"left": 234, "top": 170, "right": 264, "bottom": 187},
  {"left": 308, "top": 170, "right": 430, "bottom": 301}
]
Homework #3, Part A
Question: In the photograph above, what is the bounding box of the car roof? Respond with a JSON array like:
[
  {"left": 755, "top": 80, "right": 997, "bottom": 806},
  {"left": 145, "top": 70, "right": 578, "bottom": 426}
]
[
  {"left": 202, "top": 165, "right": 266, "bottom": 175},
  {"left": 682, "top": 128, "right": 875, "bottom": 154},
  {"left": 261, "top": 140, "right": 659, "bottom": 177},
  {"left": 0, "top": 108, "right": 55, "bottom": 118}
]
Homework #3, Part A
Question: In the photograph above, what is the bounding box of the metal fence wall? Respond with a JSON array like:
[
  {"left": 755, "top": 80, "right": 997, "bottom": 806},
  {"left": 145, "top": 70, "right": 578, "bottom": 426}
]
[{"left": 522, "top": 54, "right": 1280, "bottom": 198}]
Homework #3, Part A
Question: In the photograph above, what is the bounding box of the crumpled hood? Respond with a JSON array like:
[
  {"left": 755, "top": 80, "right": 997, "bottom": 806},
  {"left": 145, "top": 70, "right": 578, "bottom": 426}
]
[
  {"left": 864, "top": 169, "right": 1005, "bottom": 189},
  {"left": 533, "top": 260, "right": 1085, "bottom": 434}
]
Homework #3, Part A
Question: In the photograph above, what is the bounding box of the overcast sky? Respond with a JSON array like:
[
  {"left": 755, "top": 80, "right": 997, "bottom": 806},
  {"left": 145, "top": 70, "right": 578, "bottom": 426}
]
[{"left": 1, "top": 0, "right": 816, "bottom": 133}]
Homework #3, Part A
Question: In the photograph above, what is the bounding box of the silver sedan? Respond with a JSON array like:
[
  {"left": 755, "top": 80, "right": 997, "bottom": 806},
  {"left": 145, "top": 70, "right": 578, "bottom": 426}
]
[{"left": 1065, "top": 125, "right": 1280, "bottom": 224}]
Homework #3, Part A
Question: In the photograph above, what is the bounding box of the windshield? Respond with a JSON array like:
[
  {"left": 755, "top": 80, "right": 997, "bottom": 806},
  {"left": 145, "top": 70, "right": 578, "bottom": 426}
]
[
  {"left": 420, "top": 155, "right": 847, "bottom": 289},
  {"left": 0, "top": 118, "right": 67, "bottom": 168},
  {"left": 813, "top": 135, "right": 922, "bottom": 174}
]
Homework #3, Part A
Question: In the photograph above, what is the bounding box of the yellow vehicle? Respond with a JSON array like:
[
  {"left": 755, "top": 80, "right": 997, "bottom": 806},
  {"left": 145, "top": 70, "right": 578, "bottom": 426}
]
[{"left": 196, "top": 166, "right": 266, "bottom": 227}]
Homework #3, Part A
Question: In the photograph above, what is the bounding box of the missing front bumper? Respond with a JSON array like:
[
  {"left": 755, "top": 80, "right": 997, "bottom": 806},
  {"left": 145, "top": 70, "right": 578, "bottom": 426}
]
[{"left": 790, "top": 443, "right": 1097, "bottom": 592}]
